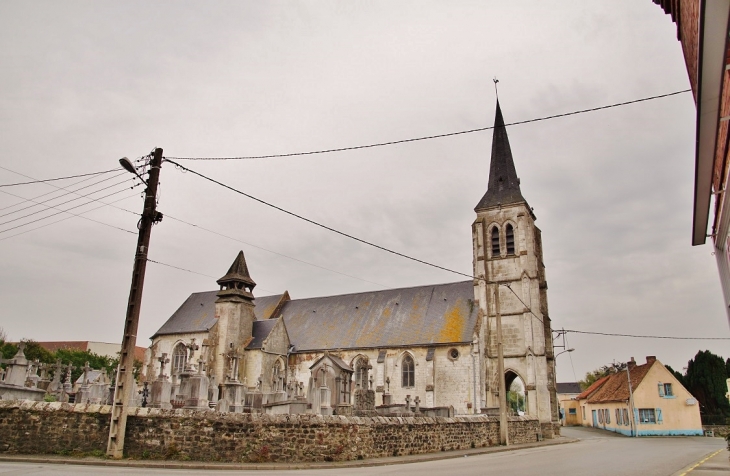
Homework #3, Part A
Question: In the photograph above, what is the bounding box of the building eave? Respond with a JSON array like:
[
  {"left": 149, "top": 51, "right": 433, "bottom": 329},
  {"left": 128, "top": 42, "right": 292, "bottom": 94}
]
[{"left": 693, "top": 0, "right": 730, "bottom": 246}]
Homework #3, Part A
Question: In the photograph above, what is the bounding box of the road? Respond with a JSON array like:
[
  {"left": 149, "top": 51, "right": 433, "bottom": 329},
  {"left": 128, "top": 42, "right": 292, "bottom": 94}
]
[{"left": 0, "top": 427, "right": 726, "bottom": 475}]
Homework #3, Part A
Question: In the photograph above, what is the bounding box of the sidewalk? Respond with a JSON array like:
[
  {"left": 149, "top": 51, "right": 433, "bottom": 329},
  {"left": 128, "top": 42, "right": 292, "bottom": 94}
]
[{"left": 0, "top": 436, "right": 578, "bottom": 471}]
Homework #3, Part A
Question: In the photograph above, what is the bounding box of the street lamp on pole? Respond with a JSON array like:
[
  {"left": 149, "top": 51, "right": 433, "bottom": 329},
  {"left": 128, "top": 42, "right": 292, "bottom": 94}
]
[
  {"left": 553, "top": 347, "right": 575, "bottom": 426},
  {"left": 106, "top": 148, "right": 164, "bottom": 458}
]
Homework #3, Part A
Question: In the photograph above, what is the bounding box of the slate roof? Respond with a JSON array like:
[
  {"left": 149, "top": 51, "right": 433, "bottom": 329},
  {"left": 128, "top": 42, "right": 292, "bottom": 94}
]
[
  {"left": 247, "top": 320, "right": 278, "bottom": 350},
  {"left": 281, "top": 281, "right": 477, "bottom": 352},
  {"left": 556, "top": 382, "right": 582, "bottom": 395},
  {"left": 475, "top": 100, "right": 528, "bottom": 211},
  {"left": 153, "top": 281, "right": 478, "bottom": 352},
  {"left": 151, "top": 292, "right": 285, "bottom": 338},
  {"left": 587, "top": 361, "right": 655, "bottom": 404}
]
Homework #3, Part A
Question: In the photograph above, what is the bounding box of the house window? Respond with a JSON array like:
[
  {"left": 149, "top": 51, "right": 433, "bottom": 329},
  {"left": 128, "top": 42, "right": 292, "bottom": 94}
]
[
  {"left": 568, "top": 408, "right": 577, "bottom": 415},
  {"left": 354, "top": 357, "right": 369, "bottom": 389},
  {"left": 616, "top": 409, "right": 622, "bottom": 425},
  {"left": 638, "top": 408, "right": 656, "bottom": 424},
  {"left": 623, "top": 409, "right": 629, "bottom": 426},
  {"left": 491, "top": 227, "right": 500, "bottom": 256},
  {"left": 448, "top": 348, "right": 460, "bottom": 360},
  {"left": 605, "top": 409, "right": 610, "bottom": 424},
  {"left": 402, "top": 354, "right": 415, "bottom": 388},
  {"left": 660, "top": 383, "right": 673, "bottom": 397},
  {"left": 505, "top": 224, "right": 515, "bottom": 255},
  {"left": 172, "top": 343, "right": 187, "bottom": 375},
  {"left": 598, "top": 410, "right": 603, "bottom": 423}
]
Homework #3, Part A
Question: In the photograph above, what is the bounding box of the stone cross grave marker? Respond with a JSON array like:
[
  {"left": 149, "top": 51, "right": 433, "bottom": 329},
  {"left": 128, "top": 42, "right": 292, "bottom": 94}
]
[
  {"left": 414, "top": 396, "right": 421, "bottom": 413},
  {"left": 405, "top": 394, "right": 411, "bottom": 412},
  {"left": 82, "top": 361, "right": 92, "bottom": 385},
  {"left": 157, "top": 353, "right": 170, "bottom": 380}
]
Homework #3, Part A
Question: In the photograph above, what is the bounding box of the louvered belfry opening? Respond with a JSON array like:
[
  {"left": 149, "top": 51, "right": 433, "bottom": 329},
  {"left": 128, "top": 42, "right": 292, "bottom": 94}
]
[
  {"left": 506, "top": 224, "right": 515, "bottom": 255},
  {"left": 491, "top": 227, "right": 500, "bottom": 256}
]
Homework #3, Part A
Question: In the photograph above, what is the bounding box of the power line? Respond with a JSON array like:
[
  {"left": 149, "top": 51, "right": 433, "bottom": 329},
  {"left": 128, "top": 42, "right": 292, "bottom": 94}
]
[
  {"left": 0, "top": 179, "right": 135, "bottom": 228},
  {"left": 166, "top": 158, "right": 475, "bottom": 279},
  {"left": 146, "top": 259, "right": 216, "bottom": 279},
  {"left": 0, "top": 186, "right": 139, "bottom": 235},
  {"left": 0, "top": 175, "right": 130, "bottom": 224},
  {"left": 0, "top": 168, "right": 120, "bottom": 187},
  {"left": 0, "top": 193, "right": 139, "bottom": 241},
  {"left": 166, "top": 90, "right": 690, "bottom": 161},
  {"left": 165, "top": 215, "right": 390, "bottom": 289},
  {"left": 563, "top": 329, "right": 730, "bottom": 341},
  {"left": 0, "top": 170, "right": 115, "bottom": 212}
]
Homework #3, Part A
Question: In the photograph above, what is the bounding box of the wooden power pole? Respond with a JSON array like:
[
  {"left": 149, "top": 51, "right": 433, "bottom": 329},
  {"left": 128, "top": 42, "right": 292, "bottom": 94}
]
[
  {"left": 107, "top": 148, "right": 163, "bottom": 458},
  {"left": 495, "top": 284, "right": 509, "bottom": 446}
]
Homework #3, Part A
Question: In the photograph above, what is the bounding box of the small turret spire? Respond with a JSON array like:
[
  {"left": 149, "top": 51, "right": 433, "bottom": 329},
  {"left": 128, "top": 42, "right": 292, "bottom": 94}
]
[
  {"left": 216, "top": 250, "right": 256, "bottom": 301},
  {"left": 475, "top": 99, "right": 527, "bottom": 211}
]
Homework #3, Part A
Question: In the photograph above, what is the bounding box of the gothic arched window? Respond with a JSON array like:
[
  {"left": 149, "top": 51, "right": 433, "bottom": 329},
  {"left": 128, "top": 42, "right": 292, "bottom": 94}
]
[
  {"left": 354, "top": 357, "right": 369, "bottom": 389},
  {"left": 491, "top": 226, "right": 500, "bottom": 257},
  {"left": 272, "top": 359, "right": 283, "bottom": 392},
  {"left": 506, "top": 224, "right": 515, "bottom": 255},
  {"left": 172, "top": 343, "right": 187, "bottom": 375},
  {"left": 402, "top": 354, "right": 414, "bottom": 388}
]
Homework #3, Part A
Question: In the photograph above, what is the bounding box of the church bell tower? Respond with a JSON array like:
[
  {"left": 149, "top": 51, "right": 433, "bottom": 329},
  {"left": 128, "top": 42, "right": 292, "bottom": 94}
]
[
  {"left": 212, "top": 250, "right": 257, "bottom": 385},
  {"left": 472, "top": 101, "right": 557, "bottom": 424}
]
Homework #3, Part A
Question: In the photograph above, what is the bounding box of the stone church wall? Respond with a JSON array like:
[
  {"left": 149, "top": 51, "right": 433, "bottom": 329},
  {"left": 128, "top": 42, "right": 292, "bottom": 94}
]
[
  {"left": 0, "top": 401, "right": 541, "bottom": 462},
  {"left": 291, "top": 344, "right": 476, "bottom": 415}
]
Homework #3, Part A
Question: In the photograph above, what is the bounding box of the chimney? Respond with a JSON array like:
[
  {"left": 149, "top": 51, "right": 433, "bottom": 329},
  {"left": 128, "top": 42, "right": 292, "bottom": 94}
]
[
  {"left": 646, "top": 356, "right": 656, "bottom": 364},
  {"left": 627, "top": 357, "right": 636, "bottom": 370}
]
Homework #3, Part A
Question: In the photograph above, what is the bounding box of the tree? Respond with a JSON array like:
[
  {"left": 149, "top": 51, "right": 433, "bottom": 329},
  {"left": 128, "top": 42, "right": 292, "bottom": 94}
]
[
  {"left": 665, "top": 364, "right": 687, "bottom": 388},
  {"left": 579, "top": 362, "right": 627, "bottom": 390},
  {"left": 685, "top": 350, "right": 730, "bottom": 420}
]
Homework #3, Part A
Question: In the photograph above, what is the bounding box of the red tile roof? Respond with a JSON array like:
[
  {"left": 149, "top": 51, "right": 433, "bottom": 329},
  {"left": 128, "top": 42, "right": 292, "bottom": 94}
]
[
  {"left": 587, "top": 361, "right": 655, "bottom": 404},
  {"left": 576, "top": 375, "right": 610, "bottom": 400}
]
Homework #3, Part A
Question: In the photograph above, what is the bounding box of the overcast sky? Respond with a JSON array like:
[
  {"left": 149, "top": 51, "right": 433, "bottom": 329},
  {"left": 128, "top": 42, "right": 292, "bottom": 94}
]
[{"left": 1, "top": 1, "right": 727, "bottom": 383}]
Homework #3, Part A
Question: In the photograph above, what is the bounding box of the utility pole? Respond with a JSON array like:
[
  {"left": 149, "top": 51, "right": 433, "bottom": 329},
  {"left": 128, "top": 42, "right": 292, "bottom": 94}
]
[
  {"left": 495, "top": 284, "right": 509, "bottom": 445},
  {"left": 107, "top": 148, "right": 163, "bottom": 458},
  {"left": 626, "top": 364, "right": 637, "bottom": 438}
]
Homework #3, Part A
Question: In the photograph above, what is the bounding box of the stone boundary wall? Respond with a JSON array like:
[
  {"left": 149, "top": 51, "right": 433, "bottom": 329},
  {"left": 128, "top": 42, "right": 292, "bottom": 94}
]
[
  {"left": 0, "top": 401, "right": 542, "bottom": 462},
  {"left": 703, "top": 425, "right": 730, "bottom": 437}
]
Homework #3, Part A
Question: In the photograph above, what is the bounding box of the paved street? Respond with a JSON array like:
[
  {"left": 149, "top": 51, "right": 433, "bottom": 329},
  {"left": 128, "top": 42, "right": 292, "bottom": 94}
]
[{"left": 0, "top": 427, "right": 726, "bottom": 475}]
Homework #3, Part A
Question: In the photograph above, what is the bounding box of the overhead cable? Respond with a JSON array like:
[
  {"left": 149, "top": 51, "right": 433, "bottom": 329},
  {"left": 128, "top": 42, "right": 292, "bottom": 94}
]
[
  {"left": 563, "top": 329, "right": 730, "bottom": 341},
  {"left": 166, "top": 90, "right": 690, "bottom": 161},
  {"left": 0, "top": 168, "right": 121, "bottom": 187}
]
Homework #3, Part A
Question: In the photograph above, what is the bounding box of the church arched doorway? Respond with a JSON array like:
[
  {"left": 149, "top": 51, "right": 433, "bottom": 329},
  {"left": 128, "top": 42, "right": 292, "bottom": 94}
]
[{"left": 505, "top": 370, "right": 526, "bottom": 416}]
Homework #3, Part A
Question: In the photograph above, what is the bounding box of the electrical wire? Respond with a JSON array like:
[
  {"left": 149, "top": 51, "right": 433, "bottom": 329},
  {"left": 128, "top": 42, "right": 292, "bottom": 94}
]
[
  {"left": 564, "top": 332, "right": 578, "bottom": 382},
  {"left": 0, "top": 167, "right": 121, "bottom": 187},
  {"left": 164, "top": 214, "right": 389, "bottom": 289},
  {"left": 166, "top": 158, "right": 474, "bottom": 278},
  {"left": 0, "top": 178, "right": 134, "bottom": 227},
  {"left": 0, "top": 193, "right": 140, "bottom": 241},
  {"left": 563, "top": 329, "right": 730, "bottom": 341},
  {"left": 0, "top": 173, "right": 130, "bottom": 221},
  {"left": 166, "top": 90, "right": 690, "bottom": 161},
  {"left": 146, "top": 259, "right": 216, "bottom": 279},
  {"left": 0, "top": 170, "right": 115, "bottom": 212},
  {"left": 0, "top": 186, "right": 139, "bottom": 235}
]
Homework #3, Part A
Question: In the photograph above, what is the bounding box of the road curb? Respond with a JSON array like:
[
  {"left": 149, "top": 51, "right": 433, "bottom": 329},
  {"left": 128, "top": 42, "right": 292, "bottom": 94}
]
[{"left": 0, "top": 437, "right": 578, "bottom": 471}]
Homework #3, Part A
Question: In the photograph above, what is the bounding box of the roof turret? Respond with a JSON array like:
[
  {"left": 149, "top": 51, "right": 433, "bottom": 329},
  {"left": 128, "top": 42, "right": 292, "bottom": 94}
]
[{"left": 216, "top": 250, "right": 256, "bottom": 301}]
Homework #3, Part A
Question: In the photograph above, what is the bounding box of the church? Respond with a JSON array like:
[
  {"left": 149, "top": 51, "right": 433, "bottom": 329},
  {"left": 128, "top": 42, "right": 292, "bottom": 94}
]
[{"left": 142, "top": 101, "right": 557, "bottom": 424}]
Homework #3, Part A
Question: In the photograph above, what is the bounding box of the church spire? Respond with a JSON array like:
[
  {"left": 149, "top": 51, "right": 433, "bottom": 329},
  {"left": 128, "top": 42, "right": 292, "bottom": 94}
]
[
  {"left": 216, "top": 250, "right": 256, "bottom": 301},
  {"left": 474, "top": 100, "right": 527, "bottom": 211}
]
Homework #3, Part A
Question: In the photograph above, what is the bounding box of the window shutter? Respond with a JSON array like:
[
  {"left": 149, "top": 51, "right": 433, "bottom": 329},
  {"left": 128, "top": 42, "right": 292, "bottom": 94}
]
[
  {"left": 633, "top": 408, "right": 639, "bottom": 423},
  {"left": 658, "top": 383, "right": 664, "bottom": 397},
  {"left": 656, "top": 408, "right": 663, "bottom": 423}
]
